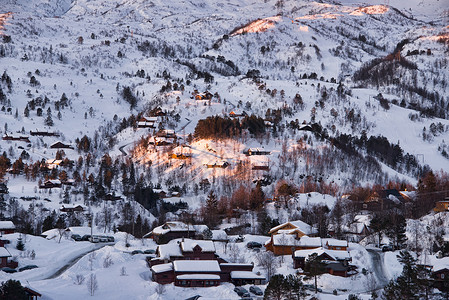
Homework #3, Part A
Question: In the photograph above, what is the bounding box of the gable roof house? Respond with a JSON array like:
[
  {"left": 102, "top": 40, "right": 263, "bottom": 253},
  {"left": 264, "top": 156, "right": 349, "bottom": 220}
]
[
  {"left": 265, "top": 220, "right": 318, "bottom": 255},
  {"left": 144, "top": 222, "right": 204, "bottom": 244},
  {"left": 0, "top": 221, "right": 15, "bottom": 235},
  {"left": 50, "top": 141, "right": 74, "bottom": 149},
  {"left": 362, "top": 189, "right": 408, "bottom": 211}
]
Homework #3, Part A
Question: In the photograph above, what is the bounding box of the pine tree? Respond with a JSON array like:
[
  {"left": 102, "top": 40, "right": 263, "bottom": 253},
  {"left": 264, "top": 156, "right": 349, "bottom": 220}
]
[
  {"left": 386, "top": 213, "right": 407, "bottom": 250},
  {"left": 264, "top": 274, "right": 286, "bottom": 300},
  {"left": 45, "top": 107, "right": 54, "bottom": 126},
  {"left": 304, "top": 253, "right": 327, "bottom": 293},
  {"left": 0, "top": 279, "right": 27, "bottom": 300}
]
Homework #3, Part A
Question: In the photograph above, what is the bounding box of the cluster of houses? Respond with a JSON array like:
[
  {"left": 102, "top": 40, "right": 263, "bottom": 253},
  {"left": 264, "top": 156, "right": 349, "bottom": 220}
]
[
  {"left": 265, "top": 220, "right": 354, "bottom": 277},
  {"left": 0, "top": 221, "right": 17, "bottom": 269},
  {"left": 149, "top": 239, "right": 264, "bottom": 287}
]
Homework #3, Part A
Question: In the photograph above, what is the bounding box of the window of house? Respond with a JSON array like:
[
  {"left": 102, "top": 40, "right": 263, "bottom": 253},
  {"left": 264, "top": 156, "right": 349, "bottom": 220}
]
[
  {"left": 442, "top": 274, "right": 445, "bottom": 279},
  {"left": 362, "top": 204, "right": 367, "bottom": 209}
]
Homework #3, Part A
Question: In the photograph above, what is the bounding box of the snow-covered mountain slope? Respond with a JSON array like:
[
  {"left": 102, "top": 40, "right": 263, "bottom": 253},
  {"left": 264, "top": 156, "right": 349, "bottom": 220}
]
[{"left": 0, "top": 0, "right": 447, "bottom": 194}]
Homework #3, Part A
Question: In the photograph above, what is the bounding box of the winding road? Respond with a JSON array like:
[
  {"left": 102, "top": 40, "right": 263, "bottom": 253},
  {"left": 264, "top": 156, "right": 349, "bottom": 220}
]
[{"left": 45, "top": 243, "right": 111, "bottom": 280}]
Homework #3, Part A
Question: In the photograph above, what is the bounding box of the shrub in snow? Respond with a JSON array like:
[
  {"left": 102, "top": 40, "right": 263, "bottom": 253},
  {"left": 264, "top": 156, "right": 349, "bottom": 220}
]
[
  {"left": 120, "top": 267, "right": 127, "bottom": 276},
  {"left": 16, "top": 239, "right": 24, "bottom": 251},
  {"left": 74, "top": 274, "right": 85, "bottom": 285},
  {"left": 103, "top": 254, "right": 113, "bottom": 268},
  {"left": 155, "top": 284, "right": 165, "bottom": 295}
]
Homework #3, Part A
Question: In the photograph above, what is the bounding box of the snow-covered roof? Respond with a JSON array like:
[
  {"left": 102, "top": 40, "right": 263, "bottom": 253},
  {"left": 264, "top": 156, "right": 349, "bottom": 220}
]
[
  {"left": 152, "top": 221, "right": 190, "bottom": 235},
  {"left": 0, "top": 247, "right": 11, "bottom": 257},
  {"left": 0, "top": 221, "right": 15, "bottom": 229},
  {"left": 211, "top": 229, "right": 227, "bottom": 240},
  {"left": 157, "top": 243, "right": 182, "bottom": 259},
  {"left": 269, "top": 220, "right": 316, "bottom": 235},
  {"left": 294, "top": 247, "right": 351, "bottom": 261},
  {"left": 220, "top": 263, "right": 253, "bottom": 267},
  {"left": 173, "top": 260, "right": 220, "bottom": 273},
  {"left": 180, "top": 240, "right": 216, "bottom": 252},
  {"left": 151, "top": 263, "right": 173, "bottom": 274},
  {"left": 230, "top": 271, "right": 265, "bottom": 279},
  {"left": 272, "top": 234, "right": 298, "bottom": 246},
  {"left": 176, "top": 274, "right": 220, "bottom": 280},
  {"left": 325, "top": 239, "right": 348, "bottom": 247},
  {"left": 299, "top": 236, "right": 322, "bottom": 247}
]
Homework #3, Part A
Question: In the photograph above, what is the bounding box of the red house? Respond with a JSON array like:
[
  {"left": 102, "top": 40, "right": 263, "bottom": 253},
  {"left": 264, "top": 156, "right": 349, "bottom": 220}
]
[
  {"left": 0, "top": 221, "right": 15, "bottom": 235},
  {"left": 0, "top": 247, "right": 18, "bottom": 268}
]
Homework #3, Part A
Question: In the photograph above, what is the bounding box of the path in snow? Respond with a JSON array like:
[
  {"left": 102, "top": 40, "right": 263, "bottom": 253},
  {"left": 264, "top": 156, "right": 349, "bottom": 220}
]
[
  {"left": 367, "top": 249, "right": 389, "bottom": 289},
  {"left": 45, "top": 243, "right": 110, "bottom": 279}
]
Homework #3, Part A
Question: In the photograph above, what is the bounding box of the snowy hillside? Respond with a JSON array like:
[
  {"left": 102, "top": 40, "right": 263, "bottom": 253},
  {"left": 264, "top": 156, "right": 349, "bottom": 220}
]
[{"left": 0, "top": 0, "right": 448, "bottom": 298}]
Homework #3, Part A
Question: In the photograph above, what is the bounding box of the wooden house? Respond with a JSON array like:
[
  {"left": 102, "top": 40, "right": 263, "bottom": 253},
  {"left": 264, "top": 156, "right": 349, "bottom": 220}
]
[
  {"left": 243, "top": 148, "right": 271, "bottom": 156},
  {"left": 180, "top": 240, "right": 216, "bottom": 261},
  {"left": 293, "top": 247, "right": 351, "bottom": 271},
  {"left": 0, "top": 247, "right": 17, "bottom": 268},
  {"left": 265, "top": 220, "right": 318, "bottom": 255},
  {"left": 0, "top": 221, "right": 15, "bottom": 235},
  {"left": 173, "top": 260, "right": 221, "bottom": 287},
  {"left": 229, "top": 111, "right": 247, "bottom": 118},
  {"left": 195, "top": 91, "right": 213, "bottom": 101},
  {"left": 2, "top": 135, "right": 30, "bottom": 143},
  {"left": 24, "top": 286, "right": 42, "bottom": 299},
  {"left": 104, "top": 193, "right": 123, "bottom": 201},
  {"left": 30, "top": 130, "right": 60, "bottom": 137},
  {"left": 60, "top": 205, "right": 85, "bottom": 213},
  {"left": 39, "top": 180, "right": 62, "bottom": 189},
  {"left": 144, "top": 222, "right": 199, "bottom": 244},
  {"left": 151, "top": 263, "right": 175, "bottom": 284},
  {"left": 50, "top": 141, "right": 74, "bottom": 149},
  {"left": 137, "top": 116, "right": 157, "bottom": 129},
  {"left": 432, "top": 267, "right": 449, "bottom": 291},
  {"left": 434, "top": 199, "right": 449, "bottom": 213}
]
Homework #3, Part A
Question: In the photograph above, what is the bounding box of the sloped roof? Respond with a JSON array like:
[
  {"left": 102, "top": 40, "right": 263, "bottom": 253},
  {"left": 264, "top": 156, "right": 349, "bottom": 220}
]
[
  {"left": 0, "top": 221, "right": 15, "bottom": 230},
  {"left": 325, "top": 238, "right": 348, "bottom": 247},
  {"left": 152, "top": 221, "right": 190, "bottom": 235},
  {"left": 151, "top": 263, "right": 173, "bottom": 274},
  {"left": 180, "top": 240, "right": 215, "bottom": 252},
  {"left": 173, "top": 260, "right": 220, "bottom": 273},
  {"left": 158, "top": 243, "right": 183, "bottom": 259},
  {"left": 176, "top": 274, "right": 220, "bottom": 280},
  {"left": 299, "top": 236, "right": 322, "bottom": 247},
  {"left": 269, "top": 220, "right": 316, "bottom": 235},
  {"left": 294, "top": 247, "right": 350, "bottom": 261},
  {"left": 0, "top": 247, "right": 12, "bottom": 257},
  {"left": 230, "top": 271, "right": 265, "bottom": 279}
]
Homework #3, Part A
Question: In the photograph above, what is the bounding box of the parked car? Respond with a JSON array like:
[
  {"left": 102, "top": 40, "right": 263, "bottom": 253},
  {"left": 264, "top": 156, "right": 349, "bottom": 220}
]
[
  {"left": 131, "top": 250, "right": 144, "bottom": 255},
  {"left": 81, "top": 234, "right": 91, "bottom": 241},
  {"left": 106, "top": 236, "right": 115, "bottom": 242},
  {"left": 249, "top": 286, "right": 263, "bottom": 296},
  {"left": 99, "top": 236, "right": 109, "bottom": 243},
  {"left": 184, "top": 296, "right": 201, "bottom": 300},
  {"left": 246, "top": 241, "right": 262, "bottom": 249},
  {"left": 71, "top": 234, "right": 82, "bottom": 241},
  {"left": 234, "top": 287, "right": 250, "bottom": 298},
  {"left": 19, "top": 265, "right": 38, "bottom": 272},
  {"left": 0, "top": 267, "right": 17, "bottom": 273}
]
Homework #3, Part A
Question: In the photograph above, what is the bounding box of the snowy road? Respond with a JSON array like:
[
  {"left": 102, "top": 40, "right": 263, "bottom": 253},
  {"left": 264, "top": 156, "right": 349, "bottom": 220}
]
[
  {"left": 367, "top": 249, "right": 389, "bottom": 289},
  {"left": 45, "top": 243, "right": 111, "bottom": 279}
]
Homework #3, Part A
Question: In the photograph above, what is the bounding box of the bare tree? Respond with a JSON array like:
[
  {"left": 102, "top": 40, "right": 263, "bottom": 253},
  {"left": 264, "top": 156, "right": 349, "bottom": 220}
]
[
  {"left": 88, "top": 252, "right": 96, "bottom": 271},
  {"left": 86, "top": 273, "right": 98, "bottom": 296},
  {"left": 103, "top": 254, "right": 113, "bottom": 268},
  {"left": 120, "top": 266, "right": 127, "bottom": 276},
  {"left": 155, "top": 283, "right": 166, "bottom": 295},
  {"left": 256, "top": 251, "right": 277, "bottom": 280}
]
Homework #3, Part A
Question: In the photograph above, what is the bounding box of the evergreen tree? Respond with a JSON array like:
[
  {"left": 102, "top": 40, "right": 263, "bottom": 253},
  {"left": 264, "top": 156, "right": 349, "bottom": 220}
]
[
  {"left": 304, "top": 253, "right": 326, "bottom": 293},
  {"left": 386, "top": 213, "right": 407, "bottom": 250},
  {"left": 45, "top": 107, "right": 54, "bottom": 126},
  {"left": 264, "top": 274, "right": 286, "bottom": 300},
  {"left": 0, "top": 279, "right": 27, "bottom": 300},
  {"left": 382, "top": 250, "right": 430, "bottom": 300},
  {"left": 370, "top": 214, "right": 387, "bottom": 247}
]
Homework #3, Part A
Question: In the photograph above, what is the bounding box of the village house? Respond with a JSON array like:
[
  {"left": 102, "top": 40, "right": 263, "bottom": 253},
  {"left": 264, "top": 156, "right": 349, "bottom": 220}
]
[
  {"left": 265, "top": 220, "right": 318, "bottom": 255},
  {"left": 0, "top": 247, "right": 18, "bottom": 269},
  {"left": 30, "top": 130, "right": 60, "bottom": 137},
  {"left": 150, "top": 252, "right": 264, "bottom": 287},
  {"left": 44, "top": 159, "right": 64, "bottom": 170},
  {"left": 2, "top": 135, "right": 30, "bottom": 143},
  {"left": 39, "top": 179, "right": 62, "bottom": 189},
  {"left": 293, "top": 245, "right": 351, "bottom": 270},
  {"left": 343, "top": 215, "right": 371, "bottom": 243},
  {"left": 144, "top": 222, "right": 207, "bottom": 244},
  {"left": 229, "top": 111, "right": 247, "bottom": 118},
  {"left": 24, "top": 286, "right": 42, "bottom": 299},
  {"left": 0, "top": 221, "right": 15, "bottom": 235},
  {"left": 194, "top": 91, "right": 213, "bottom": 101},
  {"left": 60, "top": 205, "right": 85, "bottom": 213},
  {"left": 243, "top": 148, "right": 271, "bottom": 156},
  {"left": 360, "top": 189, "right": 408, "bottom": 211},
  {"left": 434, "top": 199, "right": 449, "bottom": 213},
  {"left": 50, "top": 141, "right": 74, "bottom": 149},
  {"left": 137, "top": 116, "right": 158, "bottom": 129}
]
